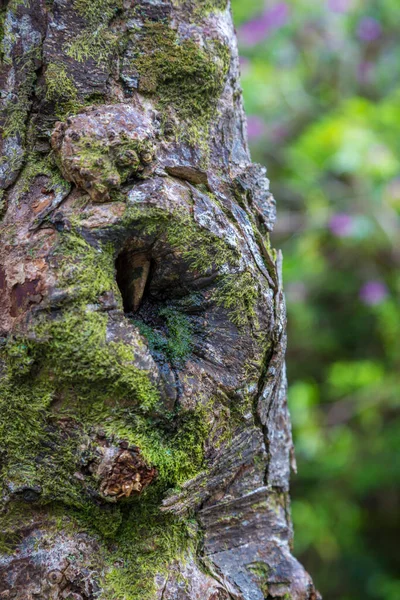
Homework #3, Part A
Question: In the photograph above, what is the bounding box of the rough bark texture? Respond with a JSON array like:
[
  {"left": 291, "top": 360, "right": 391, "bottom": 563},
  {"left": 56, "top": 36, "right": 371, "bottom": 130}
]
[{"left": 0, "top": 1, "right": 319, "bottom": 599}]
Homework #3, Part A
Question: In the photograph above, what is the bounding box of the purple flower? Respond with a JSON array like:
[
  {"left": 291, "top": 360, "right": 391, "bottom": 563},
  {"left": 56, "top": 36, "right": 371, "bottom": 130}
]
[
  {"left": 328, "top": 213, "right": 354, "bottom": 237},
  {"left": 238, "top": 2, "right": 290, "bottom": 47},
  {"left": 328, "top": 0, "right": 353, "bottom": 13},
  {"left": 357, "top": 17, "right": 382, "bottom": 42},
  {"left": 247, "top": 115, "right": 266, "bottom": 141},
  {"left": 359, "top": 281, "right": 388, "bottom": 306}
]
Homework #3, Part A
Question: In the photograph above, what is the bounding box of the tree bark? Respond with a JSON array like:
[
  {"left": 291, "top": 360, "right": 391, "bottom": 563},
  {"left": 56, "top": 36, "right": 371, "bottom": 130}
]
[{"left": 0, "top": 1, "right": 319, "bottom": 599}]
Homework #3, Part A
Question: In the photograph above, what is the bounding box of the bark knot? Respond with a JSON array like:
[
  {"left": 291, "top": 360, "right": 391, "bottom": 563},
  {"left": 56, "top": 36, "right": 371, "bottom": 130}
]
[
  {"left": 51, "top": 104, "right": 156, "bottom": 202},
  {"left": 97, "top": 443, "right": 157, "bottom": 499}
]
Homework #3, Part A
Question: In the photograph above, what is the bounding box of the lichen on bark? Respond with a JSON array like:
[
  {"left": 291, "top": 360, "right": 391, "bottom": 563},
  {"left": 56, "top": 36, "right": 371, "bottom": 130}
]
[{"left": 0, "top": 1, "right": 319, "bottom": 599}]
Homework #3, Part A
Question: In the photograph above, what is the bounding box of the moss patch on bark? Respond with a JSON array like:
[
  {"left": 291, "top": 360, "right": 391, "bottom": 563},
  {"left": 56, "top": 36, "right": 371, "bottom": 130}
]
[
  {"left": 125, "top": 22, "right": 230, "bottom": 141},
  {"left": 65, "top": 0, "right": 122, "bottom": 64}
]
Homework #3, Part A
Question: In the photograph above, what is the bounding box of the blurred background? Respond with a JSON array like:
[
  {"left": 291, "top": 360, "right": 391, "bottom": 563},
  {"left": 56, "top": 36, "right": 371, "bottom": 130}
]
[{"left": 230, "top": 1, "right": 400, "bottom": 599}]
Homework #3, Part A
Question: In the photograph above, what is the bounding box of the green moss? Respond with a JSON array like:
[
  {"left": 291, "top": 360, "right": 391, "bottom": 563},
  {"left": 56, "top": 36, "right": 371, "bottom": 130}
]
[
  {"left": 6, "top": 0, "right": 30, "bottom": 12},
  {"left": 55, "top": 232, "right": 119, "bottom": 305},
  {"left": 16, "top": 152, "right": 69, "bottom": 195},
  {"left": 124, "top": 204, "right": 240, "bottom": 274},
  {"left": 173, "top": 0, "right": 229, "bottom": 18},
  {"left": 0, "top": 377, "right": 54, "bottom": 482},
  {"left": 66, "top": 30, "right": 119, "bottom": 64},
  {"left": 0, "top": 307, "right": 160, "bottom": 508},
  {"left": 247, "top": 561, "right": 271, "bottom": 596},
  {"left": 200, "top": 0, "right": 229, "bottom": 11},
  {"left": 248, "top": 562, "right": 270, "bottom": 579},
  {"left": 0, "top": 320, "right": 162, "bottom": 554},
  {"left": 127, "top": 22, "right": 230, "bottom": 141},
  {"left": 1, "top": 55, "right": 38, "bottom": 139},
  {"left": 0, "top": 503, "right": 38, "bottom": 553},
  {"left": 160, "top": 308, "right": 192, "bottom": 365},
  {"left": 44, "top": 61, "right": 108, "bottom": 119},
  {"left": 134, "top": 307, "right": 193, "bottom": 368},
  {"left": 73, "top": 0, "right": 121, "bottom": 26},
  {"left": 102, "top": 406, "right": 209, "bottom": 487},
  {"left": 84, "top": 505, "right": 124, "bottom": 539},
  {"left": 167, "top": 215, "right": 237, "bottom": 272},
  {"left": 63, "top": 134, "right": 154, "bottom": 198},
  {"left": 45, "top": 63, "right": 78, "bottom": 103},
  {"left": 213, "top": 270, "right": 260, "bottom": 327},
  {"left": 44, "top": 62, "right": 85, "bottom": 118},
  {"left": 66, "top": 0, "right": 122, "bottom": 64},
  {"left": 15, "top": 230, "right": 157, "bottom": 409},
  {"left": 104, "top": 493, "right": 198, "bottom": 600},
  {"left": 0, "top": 372, "right": 87, "bottom": 518},
  {"left": 0, "top": 396, "right": 122, "bottom": 546},
  {"left": 34, "top": 309, "right": 159, "bottom": 411}
]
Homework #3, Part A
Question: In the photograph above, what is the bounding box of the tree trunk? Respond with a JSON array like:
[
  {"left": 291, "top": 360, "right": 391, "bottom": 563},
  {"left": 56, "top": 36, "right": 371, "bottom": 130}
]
[{"left": 0, "top": 1, "right": 319, "bottom": 599}]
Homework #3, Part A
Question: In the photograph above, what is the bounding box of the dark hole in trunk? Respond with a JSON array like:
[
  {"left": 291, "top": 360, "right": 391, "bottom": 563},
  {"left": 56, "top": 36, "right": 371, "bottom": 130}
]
[{"left": 115, "top": 249, "right": 151, "bottom": 314}]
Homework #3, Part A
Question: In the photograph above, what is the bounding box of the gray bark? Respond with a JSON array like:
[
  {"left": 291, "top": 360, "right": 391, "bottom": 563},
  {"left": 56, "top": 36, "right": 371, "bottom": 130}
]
[{"left": 0, "top": 1, "right": 319, "bottom": 599}]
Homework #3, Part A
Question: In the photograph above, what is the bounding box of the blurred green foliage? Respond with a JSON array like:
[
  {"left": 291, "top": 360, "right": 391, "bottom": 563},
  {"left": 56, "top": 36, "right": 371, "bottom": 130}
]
[{"left": 231, "top": 1, "right": 400, "bottom": 599}]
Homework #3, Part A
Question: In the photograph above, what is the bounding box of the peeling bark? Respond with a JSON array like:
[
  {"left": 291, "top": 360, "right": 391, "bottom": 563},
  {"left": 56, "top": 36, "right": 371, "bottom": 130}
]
[{"left": 0, "top": 1, "right": 319, "bottom": 599}]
